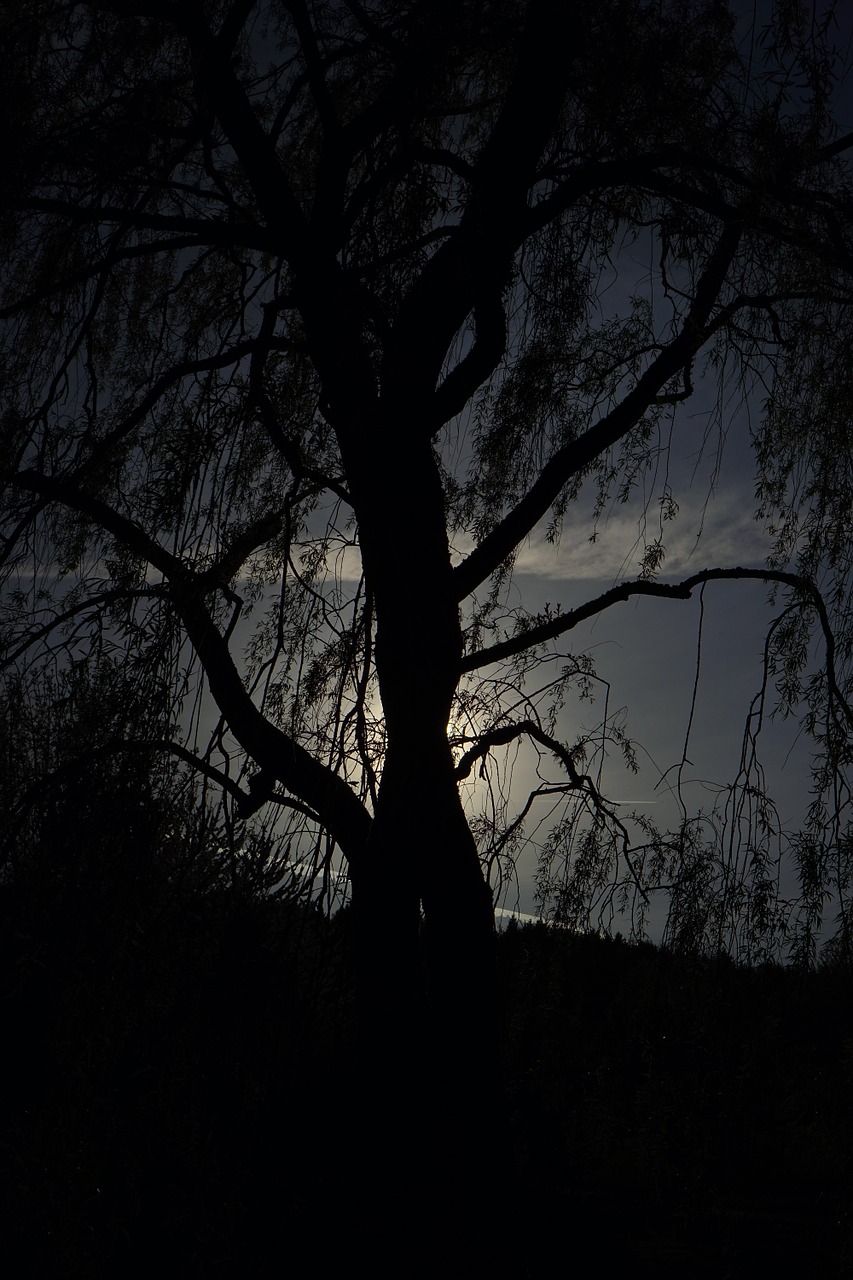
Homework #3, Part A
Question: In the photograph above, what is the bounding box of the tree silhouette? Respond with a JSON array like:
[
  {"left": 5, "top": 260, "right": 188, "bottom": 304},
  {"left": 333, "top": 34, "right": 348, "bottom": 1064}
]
[{"left": 3, "top": 0, "right": 853, "bottom": 1263}]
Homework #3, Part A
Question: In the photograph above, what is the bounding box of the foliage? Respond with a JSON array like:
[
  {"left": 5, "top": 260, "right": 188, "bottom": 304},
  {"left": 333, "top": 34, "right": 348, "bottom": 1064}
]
[{"left": 2, "top": 0, "right": 853, "bottom": 1028}]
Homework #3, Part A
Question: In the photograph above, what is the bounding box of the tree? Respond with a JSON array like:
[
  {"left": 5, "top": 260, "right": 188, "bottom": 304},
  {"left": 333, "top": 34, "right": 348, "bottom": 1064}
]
[{"left": 3, "top": 0, "right": 853, "bottom": 1263}]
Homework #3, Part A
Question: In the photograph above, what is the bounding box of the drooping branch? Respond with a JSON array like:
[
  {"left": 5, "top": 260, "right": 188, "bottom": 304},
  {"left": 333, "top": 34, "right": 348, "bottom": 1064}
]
[
  {"left": 70, "top": 337, "right": 294, "bottom": 484},
  {"left": 526, "top": 138, "right": 853, "bottom": 241},
  {"left": 635, "top": 172, "right": 853, "bottom": 281},
  {"left": 0, "top": 237, "right": 208, "bottom": 322},
  {"left": 248, "top": 302, "right": 353, "bottom": 502},
  {"left": 454, "top": 717, "right": 651, "bottom": 905},
  {"left": 12, "top": 470, "right": 190, "bottom": 580},
  {"left": 8, "top": 469, "right": 373, "bottom": 858}
]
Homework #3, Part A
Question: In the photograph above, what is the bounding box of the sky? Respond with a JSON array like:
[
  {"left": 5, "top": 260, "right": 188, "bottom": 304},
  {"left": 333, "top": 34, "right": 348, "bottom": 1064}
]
[
  {"left": 456, "top": 423, "right": 794, "bottom": 919},
  {"left": 500, "top": 444, "right": 814, "bottom": 928}
]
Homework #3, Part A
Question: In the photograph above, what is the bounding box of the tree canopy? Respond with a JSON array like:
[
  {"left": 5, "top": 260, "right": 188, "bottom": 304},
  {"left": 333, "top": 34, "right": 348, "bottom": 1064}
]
[
  {"left": 4, "top": 0, "right": 853, "bottom": 965},
  {"left": 7, "top": 0, "right": 853, "bottom": 1265}
]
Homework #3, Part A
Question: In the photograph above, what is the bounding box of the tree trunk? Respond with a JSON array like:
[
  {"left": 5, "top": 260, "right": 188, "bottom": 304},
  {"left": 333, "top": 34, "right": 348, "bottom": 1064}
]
[
  {"left": 332, "top": 423, "right": 520, "bottom": 1269},
  {"left": 349, "top": 737, "right": 513, "bottom": 1274}
]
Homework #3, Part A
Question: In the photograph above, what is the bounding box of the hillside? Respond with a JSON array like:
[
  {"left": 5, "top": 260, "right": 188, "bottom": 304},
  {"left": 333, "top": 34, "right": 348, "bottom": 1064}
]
[{"left": 2, "top": 849, "right": 850, "bottom": 1276}]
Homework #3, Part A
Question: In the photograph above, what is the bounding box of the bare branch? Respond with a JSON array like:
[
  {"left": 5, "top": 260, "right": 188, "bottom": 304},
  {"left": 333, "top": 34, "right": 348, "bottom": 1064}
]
[
  {"left": 462, "top": 566, "right": 853, "bottom": 736},
  {"left": 455, "top": 718, "right": 582, "bottom": 784}
]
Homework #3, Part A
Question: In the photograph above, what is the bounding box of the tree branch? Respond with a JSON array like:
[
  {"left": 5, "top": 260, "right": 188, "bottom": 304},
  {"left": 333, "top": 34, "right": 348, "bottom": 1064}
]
[
  {"left": 1, "top": 735, "right": 320, "bottom": 854},
  {"left": 181, "top": 6, "right": 309, "bottom": 252},
  {"left": 0, "top": 237, "right": 209, "bottom": 321},
  {"left": 428, "top": 294, "right": 508, "bottom": 431},
  {"left": 461, "top": 566, "right": 853, "bottom": 735},
  {"left": 453, "top": 221, "right": 743, "bottom": 599},
  {"left": 71, "top": 337, "right": 293, "bottom": 483},
  {"left": 7, "top": 469, "right": 372, "bottom": 858},
  {"left": 248, "top": 301, "right": 353, "bottom": 502},
  {"left": 1, "top": 587, "right": 164, "bottom": 670},
  {"left": 197, "top": 509, "right": 285, "bottom": 588},
  {"left": 6, "top": 196, "right": 279, "bottom": 255},
  {"left": 454, "top": 716, "right": 650, "bottom": 905},
  {"left": 455, "top": 718, "right": 582, "bottom": 784},
  {"left": 286, "top": 0, "right": 339, "bottom": 135},
  {"left": 382, "top": 0, "right": 577, "bottom": 405}
]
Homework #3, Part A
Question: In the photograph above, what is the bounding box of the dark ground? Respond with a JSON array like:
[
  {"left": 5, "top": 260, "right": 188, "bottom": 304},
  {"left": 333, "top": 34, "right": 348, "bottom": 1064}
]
[{"left": 1, "top": 831, "right": 850, "bottom": 1277}]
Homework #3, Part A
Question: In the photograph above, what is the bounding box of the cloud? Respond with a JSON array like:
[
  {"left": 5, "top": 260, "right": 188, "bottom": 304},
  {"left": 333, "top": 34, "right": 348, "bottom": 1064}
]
[
  {"left": 510, "top": 486, "right": 771, "bottom": 583},
  {"left": 299, "top": 475, "right": 771, "bottom": 589}
]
